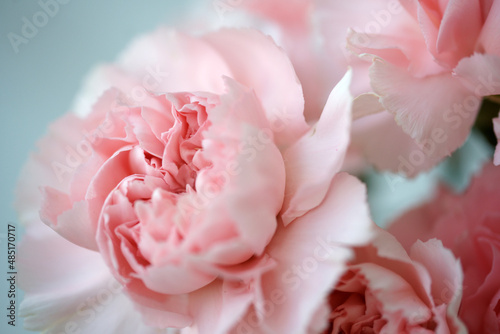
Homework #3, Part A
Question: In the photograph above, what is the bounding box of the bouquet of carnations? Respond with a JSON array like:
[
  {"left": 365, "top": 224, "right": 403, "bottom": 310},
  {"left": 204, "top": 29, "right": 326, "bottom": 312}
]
[{"left": 14, "top": 0, "right": 500, "bottom": 333}]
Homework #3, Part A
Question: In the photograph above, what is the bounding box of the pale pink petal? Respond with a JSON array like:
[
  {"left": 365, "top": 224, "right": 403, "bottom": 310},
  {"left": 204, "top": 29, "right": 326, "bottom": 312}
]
[
  {"left": 454, "top": 53, "right": 500, "bottom": 96},
  {"left": 352, "top": 110, "right": 442, "bottom": 177},
  {"left": 494, "top": 115, "right": 500, "bottom": 165},
  {"left": 40, "top": 195, "right": 96, "bottom": 250},
  {"left": 189, "top": 256, "right": 276, "bottom": 334},
  {"left": 41, "top": 148, "right": 135, "bottom": 250},
  {"left": 478, "top": 0, "right": 500, "bottom": 55},
  {"left": 18, "top": 222, "right": 111, "bottom": 331},
  {"left": 117, "top": 28, "right": 233, "bottom": 95},
  {"left": 417, "top": 0, "right": 441, "bottom": 65},
  {"left": 44, "top": 292, "right": 163, "bottom": 334},
  {"left": 197, "top": 79, "right": 286, "bottom": 255},
  {"left": 202, "top": 29, "right": 308, "bottom": 147},
  {"left": 72, "top": 28, "right": 234, "bottom": 117},
  {"left": 352, "top": 93, "right": 385, "bottom": 120},
  {"left": 281, "top": 71, "right": 352, "bottom": 225},
  {"left": 141, "top": 263, "right": 216, "bottom": 295},
  {"left": 370, "top": 59, "right": 477, "bottom": 162},
  {"left": 15, "top": 89, "right": 130, "bottom": 227},
  {"left": 124, "top": 285, "right": 191, "bottom": 329},
  {"left": 409, "top": 239, "right": 466, "bottom": 333},
  {"left": 14, "top": 113, "right": 86, "bottom": 225},
  {"left": 435, "top": 0, "right": 482, "bottom": 66},
  {"left": 460, "top": 242, "right": 500, "bottom": 333},
  {"left": 239, "top": 0, "right": 311, "bottom": 27},
  {"left": 347, "top": 27, "right": 444, "bottom": 78},
  {"left": 315, "top": 0, "right": 416, "bottom": 93},
  {"left": 188, "top": 281, "right": 254, "bottom": 334},
  {"left": 352, "top": 264, "right": 433, "bottom": 325},
  {"left": 236, "top": 173, "right": 372, "bottom": 333}
]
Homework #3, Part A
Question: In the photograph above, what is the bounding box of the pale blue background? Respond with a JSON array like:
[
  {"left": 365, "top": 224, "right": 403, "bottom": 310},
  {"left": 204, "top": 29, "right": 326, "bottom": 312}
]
[{"left": 0, "top": 1, "right": 198, "bottom": 332}]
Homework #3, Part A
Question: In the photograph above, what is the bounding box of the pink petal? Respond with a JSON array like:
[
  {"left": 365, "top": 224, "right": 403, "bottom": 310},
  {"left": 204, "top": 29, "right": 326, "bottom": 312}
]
[
  {"left": 189, "top": 256, "right": 276, "bottom": 334},
  {"left": 409, "top": 239, "right": 466, "bottom": 333},
  {"left": 45, "top": 292, "right": 163, "bottom": 334},
  {"left": 72, "top": 28, "right": 234, "bottom": 117},
  {"left": 237, "top": 173, "right": 372, "bottom": 333},
  {"left": 352, "top": 110, "right": 440, "bottom": 177},
  {"left": 353, "top": 264, "right": 433, "bottom": 325},
  {"left": 454, "top": 53, "right": 500, "bottom": 96},
  {"left": 478, "top": 0, "right": 500, "bottom": 55},
  {"left": 239, "top": 0, "right": 311, "bottom": 27},
  {"left": 347, "top": 27, "right": 444, "bottom": 78},
  {"left": 202, "top": 29, "right": 308, "bottom": 148},
  {"left": 14, "top": 113, "right": 86, "bottom": 225},
  {"left": 370, "top": 59, "right": 477, "bottom": 163},
  {"left": 197, "top": 79, "right": 286, "bottom": 255},
  {"left": 40, "top": 193, "right": 96, "bottom": 250},
  {"left": 18, "top": 222, "right": 111, "bottom": 331},
  {"left": 117, "top": 28, "right": 233, "bottom": 94},
  {"left": 124, "top": 283, "right": 191, "bottom": 329},
  {"left": 281, "top": 71, "right": 352, "bottom": 225},
  {"left": 436, "top": 0, "right": 482, "bottom": 66},
  {"left": 188, "top": 281, "right": 254, "bottom": 334},
  {"left": 140, "top": 263, "right": 216, "bottom": 295},
  {"left": 352, "top": 93, "right": 385, "bottom": 120},
  {"left": 460, "top": 242, "right": 500, "bottom": 333}
]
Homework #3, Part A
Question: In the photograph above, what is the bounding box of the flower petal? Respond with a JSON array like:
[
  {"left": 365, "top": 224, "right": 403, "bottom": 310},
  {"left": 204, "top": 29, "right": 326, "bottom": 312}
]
[
  {"left": 18, "top": 222, "right": 111, "bottom": 331},
  {"left": 202, "top": 28, "right": 308, "bottom": 148},
  {"left": 409, "top": 239, "right": 466, "bottom": 333},
  {"left": 72, "top": 28, "right": 234, "bottom": 117},
  {"left": 281, "top": 70, "right": 352, "bottom": 224},
  {"left": 454, "top": 53, "right": 500, "bottom": 97},
  {"left": 370, "top": 59, "right": 477, "bottom": 163},
  {"left": 236, "top": 173, "right": 372, "bottom": 333},
  {"left": 352, "top": 110, "right": 441, "bottom": 176},
  {"left": 478, "top": 0, "right": 500, "bottom": 55}
]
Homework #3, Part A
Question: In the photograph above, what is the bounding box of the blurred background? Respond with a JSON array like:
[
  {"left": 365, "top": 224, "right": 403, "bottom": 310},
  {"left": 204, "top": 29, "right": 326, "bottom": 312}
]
[{"left": 0, "top": 1, "right": 198, "bottom": 332}]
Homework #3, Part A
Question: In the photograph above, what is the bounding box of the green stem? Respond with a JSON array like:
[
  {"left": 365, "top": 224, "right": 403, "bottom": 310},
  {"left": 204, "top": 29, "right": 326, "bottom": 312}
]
[{"left": 486, "top": 95, "right": 500, "bottom": 105}]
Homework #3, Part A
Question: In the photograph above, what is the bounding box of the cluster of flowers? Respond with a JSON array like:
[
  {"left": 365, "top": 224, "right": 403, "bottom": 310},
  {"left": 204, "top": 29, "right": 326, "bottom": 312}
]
[{"left": 15, "top": 0, "right": 500, "bottom": 333}]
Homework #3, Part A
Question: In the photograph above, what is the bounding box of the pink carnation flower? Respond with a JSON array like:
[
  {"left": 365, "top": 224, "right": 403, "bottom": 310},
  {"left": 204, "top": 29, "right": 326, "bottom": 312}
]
[
  {"left": 317, "top": 0, "right": 500, "bottom": 176},
  {"left": 16, "top": 27, "right": 373, "bottom": 333},
  {"left": 316, "top": 227, "right": 466, "bottom": 333},
  {"left": 389, "top": 162, "right": 500, "bottom": 333}
]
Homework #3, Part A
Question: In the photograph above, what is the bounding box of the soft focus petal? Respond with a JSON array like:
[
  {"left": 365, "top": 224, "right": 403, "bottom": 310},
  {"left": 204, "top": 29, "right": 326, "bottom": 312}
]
[
  {"left": 352, "top": 93, "right": 385, "bottom": 120},
  {"left": 409, "top": 239, "right": 466, "bottom": 333},
  {"left": 18, "top": 222, "right": 111, "bottom": 332},
  {"left": 454, "top": 53, "right": 500, "bottom": 96},
  {"left": 326, "top": 227, "right": 466, "bottom": 333},
  {"left": 435, "top": 0, "right": 482, "bottom": 66},
  {"left": 477, "top": 0, "right": 500, "bottom": 55},
  {"left": 239, "top": 0, "right": 311, "bottom": 27},
  {"left": 281, "top": 71, "right": 352, "bottom": 224},
  {"left": 72, "top": 28, "right": 234, "bottom": 117},
  {"left": 14, "top": 113, "right": 86, "bottom": 225},
  {"left": 371, "top": 59, "right": 477, "bottom": 162},
  {"left": 388, "top": 162, "right": 500, "bottom": 333},
  {"left": 352, "top": 110, "right": 440, "bottom": 177},
  {"left": 234, "top": 173, "right": 372, "bottom": 333}
]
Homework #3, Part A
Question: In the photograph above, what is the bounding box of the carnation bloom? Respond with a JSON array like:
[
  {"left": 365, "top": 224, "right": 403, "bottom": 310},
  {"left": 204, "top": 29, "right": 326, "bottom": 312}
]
[
  {"left": 389, "top": 162, "right": 500, "bottom": 333},
  {"left": 16, "top": 27, "right": 373, "bottom": 333},
  {"left": 316, "top": 0, "right": 500, "bottom": 176},
  {"left": 320, "top": 227, "right": 466, "bottom": 333}
]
